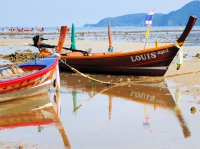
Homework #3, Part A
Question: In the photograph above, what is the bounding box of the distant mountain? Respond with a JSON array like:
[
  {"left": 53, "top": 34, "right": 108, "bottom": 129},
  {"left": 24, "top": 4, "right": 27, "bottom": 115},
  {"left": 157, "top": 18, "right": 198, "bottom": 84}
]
[{"left": 84, "top": 1, "right": 200, "bottom": 27}]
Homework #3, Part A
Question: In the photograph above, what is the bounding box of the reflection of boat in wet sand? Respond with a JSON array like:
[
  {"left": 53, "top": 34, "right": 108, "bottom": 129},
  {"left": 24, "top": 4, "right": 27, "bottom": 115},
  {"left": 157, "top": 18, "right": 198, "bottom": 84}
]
[
  {"left": 0, "top": 93, "right": 71, "bottom": 148},
  {"left": 64, "top": 74, "right": 191, "bottom": 138}
]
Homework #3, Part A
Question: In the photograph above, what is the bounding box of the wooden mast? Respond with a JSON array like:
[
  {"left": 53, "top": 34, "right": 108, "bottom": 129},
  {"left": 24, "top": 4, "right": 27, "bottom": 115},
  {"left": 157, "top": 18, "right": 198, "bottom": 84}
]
[{"left": 56, "top": 26, "right": 68, "bottom": 53}]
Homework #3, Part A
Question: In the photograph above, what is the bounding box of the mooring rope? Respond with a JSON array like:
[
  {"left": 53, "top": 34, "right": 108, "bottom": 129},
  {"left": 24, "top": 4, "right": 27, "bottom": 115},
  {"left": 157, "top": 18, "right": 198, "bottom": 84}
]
[{"left": 60, "top": 59, "right": 113, "bottom": 85}]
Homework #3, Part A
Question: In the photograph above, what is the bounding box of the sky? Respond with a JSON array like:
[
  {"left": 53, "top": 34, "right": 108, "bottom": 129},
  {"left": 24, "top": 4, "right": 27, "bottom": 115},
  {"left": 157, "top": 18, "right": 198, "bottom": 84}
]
[{"left": 0, "top": 0, "right": 194, "bottom": 27}]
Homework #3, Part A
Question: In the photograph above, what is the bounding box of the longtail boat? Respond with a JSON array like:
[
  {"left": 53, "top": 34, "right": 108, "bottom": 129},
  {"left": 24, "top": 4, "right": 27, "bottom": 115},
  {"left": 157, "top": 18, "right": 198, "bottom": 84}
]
[
  {"left": 35, "top": 16, "right": 197, "bottom": 76},
  {"left": 0, "top": 93, "right": 71, "bottom": 148},
  {"left": 0, "top": 26, "right": 68, "bottom": 102}
]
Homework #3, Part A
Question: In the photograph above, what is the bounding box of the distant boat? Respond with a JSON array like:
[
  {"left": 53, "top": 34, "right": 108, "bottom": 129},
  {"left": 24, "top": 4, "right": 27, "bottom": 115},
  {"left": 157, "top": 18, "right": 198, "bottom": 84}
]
[
  {"left": 36, "top": 26, "right": 44, "bottom": 32},
  {"left": 57, "top": 26, "right": 61, "bottom": 31},
  {"left": 6, "top": 27, "right": 34, "bottom": 32},
  {"left": 23, "top": 27, "right": 34, "bottom": 32}
]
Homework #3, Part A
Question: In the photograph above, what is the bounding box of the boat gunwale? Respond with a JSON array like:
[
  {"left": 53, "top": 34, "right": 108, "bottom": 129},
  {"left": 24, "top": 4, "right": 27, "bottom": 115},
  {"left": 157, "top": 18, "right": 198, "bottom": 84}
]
[
  {"left": 60, "top": 44, "right": 175, "bottom": 59},
  {"left": 0, "top": 57, "right": 58, "bottom": 87}
]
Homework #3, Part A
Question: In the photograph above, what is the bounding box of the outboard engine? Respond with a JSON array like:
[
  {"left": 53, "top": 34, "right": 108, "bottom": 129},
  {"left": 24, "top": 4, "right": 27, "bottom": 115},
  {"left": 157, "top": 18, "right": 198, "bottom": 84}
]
[
  {"left": 32, "top": 35, "right": 55, "bottom": 48},
  {"left": 32, "top": 35, "right": 48, "bottom": 46}
]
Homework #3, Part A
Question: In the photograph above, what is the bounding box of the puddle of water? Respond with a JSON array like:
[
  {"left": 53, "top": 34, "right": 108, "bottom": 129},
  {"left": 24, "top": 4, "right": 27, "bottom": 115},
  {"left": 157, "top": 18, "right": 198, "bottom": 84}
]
[{"left": 0, "top": 74, "right": 200, "bottom": 148}]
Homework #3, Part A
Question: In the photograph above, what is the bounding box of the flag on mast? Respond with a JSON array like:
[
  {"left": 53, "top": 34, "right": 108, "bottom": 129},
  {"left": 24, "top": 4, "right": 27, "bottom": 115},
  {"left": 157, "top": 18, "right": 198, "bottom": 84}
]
[
  {"left": 145, "top": 10, "right": 155, "bottom": 27},
  {"left": 145, "top": 29, "right": 150, "bottom": 39},
  {"left": 175, "top": 47, "right": 183, "bottom": 70},
  {"left": 144, "top": 10, "right": 155, "bottom": 49}
]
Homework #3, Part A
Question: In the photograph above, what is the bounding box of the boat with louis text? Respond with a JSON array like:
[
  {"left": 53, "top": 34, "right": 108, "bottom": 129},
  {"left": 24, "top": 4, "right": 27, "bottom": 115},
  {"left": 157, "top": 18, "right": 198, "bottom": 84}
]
[{"left": 34, "top": 16, "right": 197, "bottom": 76}]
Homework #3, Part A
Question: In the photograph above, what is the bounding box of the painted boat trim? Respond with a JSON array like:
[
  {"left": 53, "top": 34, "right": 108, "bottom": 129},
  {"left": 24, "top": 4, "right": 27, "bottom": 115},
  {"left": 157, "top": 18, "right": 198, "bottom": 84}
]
[
  {"left": 118, "top": 66, "right": 168, "bottom": 70},
  {"left": 0, "top": 80, "right": 51, "bottom": 102}
]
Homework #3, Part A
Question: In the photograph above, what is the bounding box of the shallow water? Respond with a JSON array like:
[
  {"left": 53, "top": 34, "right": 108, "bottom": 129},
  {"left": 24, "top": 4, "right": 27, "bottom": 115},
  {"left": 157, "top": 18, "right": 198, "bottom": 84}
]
[
  {"left": 0, "top": 30, "right": 199, "bottom": 43},
  {"left": 0, "top": 74, "right": 200, "bottom": 149}
]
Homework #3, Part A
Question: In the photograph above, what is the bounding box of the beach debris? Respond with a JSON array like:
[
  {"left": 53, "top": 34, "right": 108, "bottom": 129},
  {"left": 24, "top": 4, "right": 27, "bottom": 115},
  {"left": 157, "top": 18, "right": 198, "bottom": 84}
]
[
  {"left": 190, "top": 107, "right": 196, "bottom": 114},
  {"left": 183, "top": 54, "right": 188, "bottom": 58},
  {"left": 3, "top": 51, "right": 42, "bottom": 63},
  {"left": 19, "top": 145, "right": 24, "bottom": 149},
  {"left": 195, "top": 53, "right": 200, "bottom": 58}
]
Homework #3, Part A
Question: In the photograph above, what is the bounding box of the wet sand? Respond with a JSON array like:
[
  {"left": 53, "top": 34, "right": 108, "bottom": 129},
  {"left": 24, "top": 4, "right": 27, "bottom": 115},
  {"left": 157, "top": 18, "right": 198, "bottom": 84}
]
[{"left": 1, "top": 72, "right": 200, "bottom": 149}]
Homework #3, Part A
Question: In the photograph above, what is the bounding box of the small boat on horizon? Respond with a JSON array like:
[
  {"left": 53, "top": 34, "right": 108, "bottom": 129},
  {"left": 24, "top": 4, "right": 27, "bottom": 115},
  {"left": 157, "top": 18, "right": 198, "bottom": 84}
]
[
  {"left": 36, "top": 26, "right": 44, "bottom": 32},
  {"left": 6, "top": 26, "right": 34, "bottom": 32}
]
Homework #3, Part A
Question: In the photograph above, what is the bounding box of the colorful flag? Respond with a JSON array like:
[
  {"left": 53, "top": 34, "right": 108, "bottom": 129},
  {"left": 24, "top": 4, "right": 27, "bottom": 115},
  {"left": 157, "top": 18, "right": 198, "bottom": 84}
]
[
  {"left": 175, "top": 47, "right": 183, "bottom": 70},
  {"left": 145, "top": 29, "right": 150, "bottom": 39},
  {"left": 145, "top": 10, "right": 155, "bottom": 27},
  {"left": 70, "top": 23, "right": 77, "bottom": 50}
]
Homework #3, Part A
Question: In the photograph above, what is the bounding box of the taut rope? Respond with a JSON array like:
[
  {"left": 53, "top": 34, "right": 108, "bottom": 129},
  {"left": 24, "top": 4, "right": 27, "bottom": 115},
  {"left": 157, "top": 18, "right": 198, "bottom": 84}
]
[{"left": 60, "top": 59, "right": 113, "bottom": 86}]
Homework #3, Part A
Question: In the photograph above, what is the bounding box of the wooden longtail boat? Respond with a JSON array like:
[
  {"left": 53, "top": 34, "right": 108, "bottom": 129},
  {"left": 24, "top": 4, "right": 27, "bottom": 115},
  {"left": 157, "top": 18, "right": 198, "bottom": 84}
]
[
  {"left": 0, "top": 26, "right": 68, "bottom": 102},
  {"left": 0, "top": 93, "right": 71, "bottom": 148},
  {"left": 56, "top": 16, "right": 196, "bottom": 76},
  {"left": 35, "top": 16, "right": 196, "bottom": 76}
]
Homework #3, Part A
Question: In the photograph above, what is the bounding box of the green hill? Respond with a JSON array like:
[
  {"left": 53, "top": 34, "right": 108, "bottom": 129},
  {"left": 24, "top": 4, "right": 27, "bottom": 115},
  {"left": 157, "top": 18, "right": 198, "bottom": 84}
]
[{"left": 83, "top": 1, "right": 200, "bottom": 27}]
